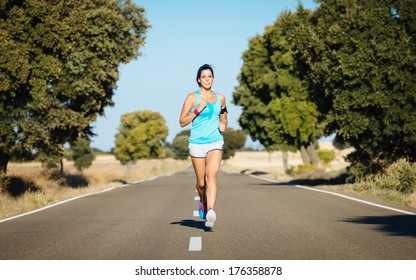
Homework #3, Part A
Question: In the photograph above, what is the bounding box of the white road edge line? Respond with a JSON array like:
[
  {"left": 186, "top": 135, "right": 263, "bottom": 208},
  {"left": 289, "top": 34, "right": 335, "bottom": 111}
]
[
  {"left": 194, "top": 196, "right": 200, "bottom": 201},
  {"left": 193, "top": 210, "right": 199, "bottom": 217},
  {"left": 0, "top": 186, "right": 116, "bottom": 224},
  {"left": 188, "top": 237, "right": 202, "bottom": 251},
  {"left": 0, "top": 173, "right": 177, "bottom": 224},
  {"left": 129, "top": 179, "right": 144, "bottom": 185},
  {"left": 249, "top": 174, "right": 416, "bottom": 216}
]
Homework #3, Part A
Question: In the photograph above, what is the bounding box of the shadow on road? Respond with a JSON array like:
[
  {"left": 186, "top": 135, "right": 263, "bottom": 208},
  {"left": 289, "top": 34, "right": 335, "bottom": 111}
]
[
  {"left": 242, "top": 167, "right": 349, "bottom": 187},
  {"left": 250, "top": 172, "right": 348, "bottom": 188},
  {"left": 341, "top": 215, "right": 416, "bottom": 237},
  {"left": 277, "top": 173, "right": 348, "bottom": 187},
  {"left": 170, "top": 219, "right": 213, "bottom": 232}
]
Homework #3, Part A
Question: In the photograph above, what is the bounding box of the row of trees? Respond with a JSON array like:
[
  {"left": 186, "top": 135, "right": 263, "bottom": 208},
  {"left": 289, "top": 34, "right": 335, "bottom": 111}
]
[
  {"left": 0, "top": 0, "right": 149, "bottom": 174},
  {"left": 233, "top": 0, "right": 416, "bottom": 178},
  {"left": 39, "top": 109, "right": 247, "bottom": 173}
]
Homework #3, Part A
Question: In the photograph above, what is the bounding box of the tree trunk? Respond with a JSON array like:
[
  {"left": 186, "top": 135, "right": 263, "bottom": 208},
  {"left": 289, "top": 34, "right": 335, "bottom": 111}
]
[
  {"left": 0, "top": 154, "right": 10, "bottom": 175},
  {"left": 282, "top": 151, "right": 288, "bottom": 171},
  {"left": 299, "top": 145, "right": 311, "bottom": 164},
  {"left": 123, "top": 161, "right": 133, "bottom": 177},
  {"left": 60, "top": 159, "right": 64, "bottom": 177},
  {"left": 306, "top": 142, "right": 320, "bottom": 165}
]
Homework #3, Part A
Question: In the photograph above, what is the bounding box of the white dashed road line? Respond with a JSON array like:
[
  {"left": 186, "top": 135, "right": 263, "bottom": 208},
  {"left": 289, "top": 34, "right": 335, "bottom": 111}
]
[
  {"left": 189, "top": 192, "right": 202, "bottom": 252},
  {"left": 188, "top": 237, "right": 202, "bottom": 251}
]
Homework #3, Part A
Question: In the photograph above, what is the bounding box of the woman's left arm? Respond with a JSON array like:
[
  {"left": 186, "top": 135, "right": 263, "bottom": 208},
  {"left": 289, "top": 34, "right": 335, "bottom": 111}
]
[{"left": 219, "top": 94, "right": 228, "bottom": 132}]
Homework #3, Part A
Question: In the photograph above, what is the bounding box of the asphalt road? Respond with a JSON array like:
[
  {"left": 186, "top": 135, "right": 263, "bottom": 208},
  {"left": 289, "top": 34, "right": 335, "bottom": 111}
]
[{"left": 0, "top": 168, "right": 415, "bottom": 260}]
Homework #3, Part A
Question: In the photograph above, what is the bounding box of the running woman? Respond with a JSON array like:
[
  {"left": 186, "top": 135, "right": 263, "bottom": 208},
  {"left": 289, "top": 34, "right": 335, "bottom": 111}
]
[{"left": 179, "top": 64, "right": 228, "bottom": 228}]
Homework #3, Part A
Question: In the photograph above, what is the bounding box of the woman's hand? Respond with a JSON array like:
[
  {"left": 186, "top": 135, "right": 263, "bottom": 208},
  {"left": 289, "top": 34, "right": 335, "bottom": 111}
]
[
  {"left": 196, "top": 100, "right": 206, "bottom": 112},
  {"left": 219, "top": 122, "right": 226, "bottom": 132}
]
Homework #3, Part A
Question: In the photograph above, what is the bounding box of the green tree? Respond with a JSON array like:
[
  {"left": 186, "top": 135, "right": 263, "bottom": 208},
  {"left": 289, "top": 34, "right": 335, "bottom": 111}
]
[
  {"left": 172, "top": 136, "right": 189, "bottom": 160},
  {"left": 172, "top": 130, "right": 190, "bottom": 160},
  {"left": 222, "top": 128, "right": 246, "bottom": 159},
  {"left": 0, "top": 0, "right": 149, "bottom": 174},
  {"left": 284, "top": 1, "right": 416, "bottom": 176},
  {"left": 70, "top": 137, "right": 95, "bottom": 173},
  {"left": 233, "top": 12, "right": 322, "bottom": 165},
  {"left": 114, "top": 110, "right": 168, "bottom": 165},
  {"left": 176, "top": 129, "right": 191, "bottom": 138}
]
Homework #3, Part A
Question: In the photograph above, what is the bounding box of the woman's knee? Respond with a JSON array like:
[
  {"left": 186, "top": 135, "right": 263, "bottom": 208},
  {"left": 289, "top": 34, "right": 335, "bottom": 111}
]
[
  {"left": 196, "top": 180, "right": 205, "bottom": 189},
  {"left": 205, "top": 173, "right": 217, "bottom": 184}
]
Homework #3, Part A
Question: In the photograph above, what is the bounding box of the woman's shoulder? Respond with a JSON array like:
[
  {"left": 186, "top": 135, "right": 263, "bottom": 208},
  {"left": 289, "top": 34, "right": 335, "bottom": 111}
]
[
  {"left": 183, "top": 91, "right": 198, "bottom": 107},
  {"left": 185, "top": 91, "right": 197, "bottom": 100},
  {"left": 216, "top": 92, "right": 226, "bottom": 103}
]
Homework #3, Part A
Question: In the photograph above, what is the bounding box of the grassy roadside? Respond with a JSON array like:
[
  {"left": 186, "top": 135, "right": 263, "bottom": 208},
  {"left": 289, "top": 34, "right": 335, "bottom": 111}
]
[
  {"left": 0, "top": 156, "right": 191, "bottom": 220},
  {"left": 221, "top": 150, "right": 416, "bottom": 210}
]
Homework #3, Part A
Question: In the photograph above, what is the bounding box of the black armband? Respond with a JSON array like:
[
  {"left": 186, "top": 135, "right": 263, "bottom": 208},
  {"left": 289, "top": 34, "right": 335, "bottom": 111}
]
[{"left": 220, "top": 106, "right": 228, "bottom": 114}]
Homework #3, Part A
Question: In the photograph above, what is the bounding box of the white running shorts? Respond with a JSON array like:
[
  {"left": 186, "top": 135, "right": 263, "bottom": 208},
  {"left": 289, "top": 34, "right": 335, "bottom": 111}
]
[{"left": 188, "top": 141, "right": 224, "bottom": 158}]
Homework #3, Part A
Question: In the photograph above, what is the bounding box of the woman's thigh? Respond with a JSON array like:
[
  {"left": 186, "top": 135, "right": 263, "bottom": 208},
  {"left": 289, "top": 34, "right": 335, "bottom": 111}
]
[
  {"left": 205, "top": 150, "right": 222, "bottom": 178},
  {"left": 191, "top": 157, "right": 206, "bottom": 184}
]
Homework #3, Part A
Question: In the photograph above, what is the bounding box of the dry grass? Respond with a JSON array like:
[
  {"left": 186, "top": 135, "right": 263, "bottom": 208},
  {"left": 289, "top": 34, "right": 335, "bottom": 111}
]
[
  {"left": 222, "top": 143, "right": 416, "bottom": 209},
  {"left": 0, "top": 156, "right": 190, "bottom": 220},
  {"left": 222, "top": 142, "right": 352, "bottom": 181}
]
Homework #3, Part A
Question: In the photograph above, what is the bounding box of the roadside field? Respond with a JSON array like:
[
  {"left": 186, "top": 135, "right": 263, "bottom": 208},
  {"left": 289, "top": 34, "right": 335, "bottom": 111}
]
[{"left": 1, "top": 157, "right": 190, "bottom": 219}]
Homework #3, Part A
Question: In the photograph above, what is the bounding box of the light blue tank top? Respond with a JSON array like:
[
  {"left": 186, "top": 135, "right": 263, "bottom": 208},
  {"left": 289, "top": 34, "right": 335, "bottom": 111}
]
[{"left": 189, "top": 90, "right": 223, "bottom": 144}]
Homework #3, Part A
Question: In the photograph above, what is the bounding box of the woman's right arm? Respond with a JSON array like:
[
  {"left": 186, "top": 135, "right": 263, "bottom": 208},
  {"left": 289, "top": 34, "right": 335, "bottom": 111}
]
[
  {"left": 179, "top": 93, "right": 196, "bottom": 127},
  {"left": 180, "top": 92, "right": 207, "bottom": 127}
]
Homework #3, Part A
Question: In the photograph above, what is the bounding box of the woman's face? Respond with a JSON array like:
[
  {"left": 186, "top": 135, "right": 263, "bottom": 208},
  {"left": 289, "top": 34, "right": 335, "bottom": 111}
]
[{"left": 198, "top": 69, "right": 214, "bottom": 89}]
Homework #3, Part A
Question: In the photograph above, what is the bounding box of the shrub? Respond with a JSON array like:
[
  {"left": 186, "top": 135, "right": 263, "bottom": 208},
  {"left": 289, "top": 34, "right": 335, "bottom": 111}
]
[
  {"left": 286, "top": 164, "right": 318, "bottom": 176},
  {"left": 352, "top": 174, "right": 376, "bottom": 191},
  {"left": 380, "top": 159, "right": 416, "bottom": 193},
  {"left": 354, "top": 158, "right": 416, "bottom": 194},
  {"left": 318, "top": 149, "right": 336, "bottom": 165}
]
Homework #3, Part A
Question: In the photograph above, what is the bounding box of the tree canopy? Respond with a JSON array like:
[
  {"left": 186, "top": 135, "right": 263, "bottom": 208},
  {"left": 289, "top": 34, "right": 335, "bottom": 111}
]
[
  {"left": 70, "top": 137, "right": 95, "bottom": 173},
  {"left": 233, "top": 13, "right": 322, "bottom": 164},
  {"left": 234, "top": 0, "right": 416, "bottom": 175},
  {"left": 283, "top": 0, "right": 416, "bottom": 176},
  {"left": 0, "top": 0, "right": 149, "bottom": 173},
  {"left": 114, "top": 110, "right": 168, "bottom": 165}
]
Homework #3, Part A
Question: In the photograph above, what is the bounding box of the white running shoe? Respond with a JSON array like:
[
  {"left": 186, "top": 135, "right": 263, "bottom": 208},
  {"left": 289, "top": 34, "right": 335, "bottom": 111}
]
[{"left": 205, "top": 209, "right": 216, "bottom": 228}]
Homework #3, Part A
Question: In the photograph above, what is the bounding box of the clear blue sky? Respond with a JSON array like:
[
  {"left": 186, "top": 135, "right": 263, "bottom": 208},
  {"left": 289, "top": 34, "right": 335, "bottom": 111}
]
[{"left": 91, "top": 0, "right": 319, "bottom": 151}]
